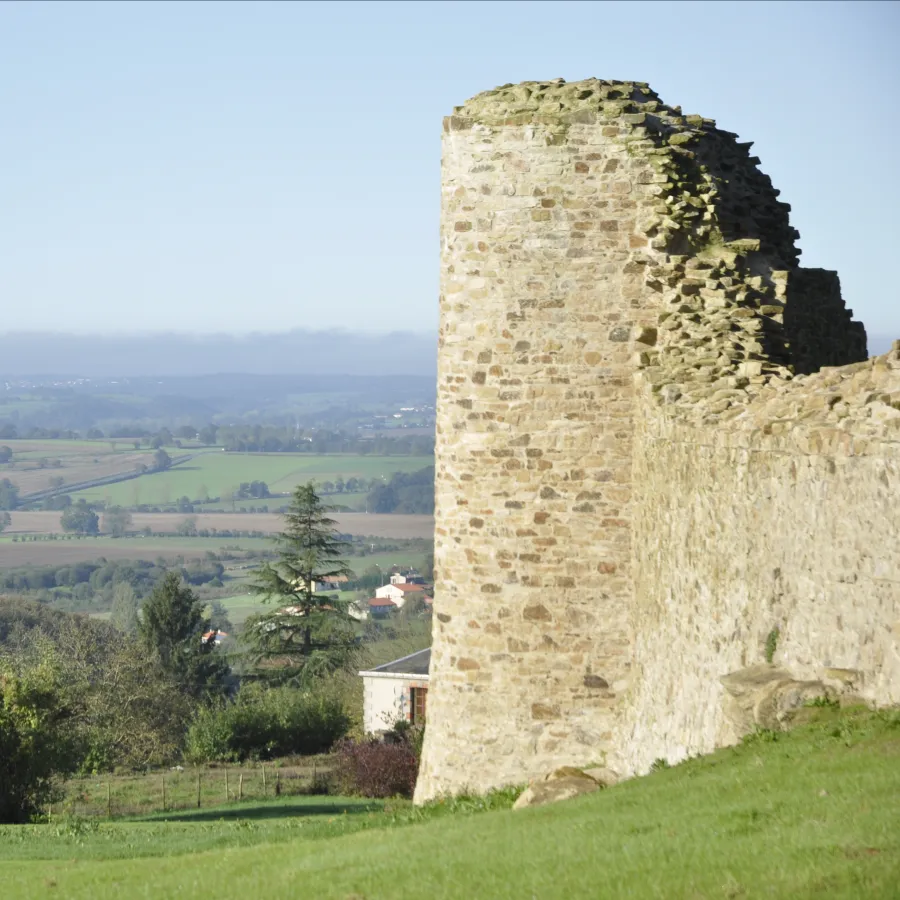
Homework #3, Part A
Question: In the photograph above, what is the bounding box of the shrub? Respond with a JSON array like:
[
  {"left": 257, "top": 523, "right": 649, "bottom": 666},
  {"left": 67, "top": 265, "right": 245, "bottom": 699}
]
[
  {"left": 764, "top": 627, "right": 780, "bottom": 664},
  {"left": 184, "top": 685, "right": 350, "bottom": 763},
  {"left": 333, "top": 738, "right": 419, "bottom": 799}
]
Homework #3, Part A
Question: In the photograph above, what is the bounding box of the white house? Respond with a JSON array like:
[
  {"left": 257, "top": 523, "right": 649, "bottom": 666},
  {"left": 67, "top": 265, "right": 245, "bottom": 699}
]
[
  {"left": 359, "top": 648, "right": 430, "bottom": 734},
  {"left": 390, "top": 571, "right": 426, "bottom": 586},
  {"left": 374, "top": 582, "right": 426, "bottom": 608}
]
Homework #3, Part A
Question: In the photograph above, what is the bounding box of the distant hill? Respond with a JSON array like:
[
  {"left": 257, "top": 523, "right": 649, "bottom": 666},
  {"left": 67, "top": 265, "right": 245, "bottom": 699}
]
[{"left": 0, "top": 329, "right": 437, "bottom": 378}]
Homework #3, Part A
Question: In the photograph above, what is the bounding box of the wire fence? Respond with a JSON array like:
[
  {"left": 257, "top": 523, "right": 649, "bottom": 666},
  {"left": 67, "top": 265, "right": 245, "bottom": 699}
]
[{"left": 52, "top": 760, "right": 334, "bottom": 819}]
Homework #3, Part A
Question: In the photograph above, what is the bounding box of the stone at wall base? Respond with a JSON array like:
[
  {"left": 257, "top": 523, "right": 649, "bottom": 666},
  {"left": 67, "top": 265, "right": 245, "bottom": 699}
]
[
  {"left": 581, "top": 766, "right": 620, "bottom": 787},
  {"left": 513, "top": 767, "right": 612, "bottom": 810},
  {"left": 720, "top": 664, "right": 830, "bottom": 735}
]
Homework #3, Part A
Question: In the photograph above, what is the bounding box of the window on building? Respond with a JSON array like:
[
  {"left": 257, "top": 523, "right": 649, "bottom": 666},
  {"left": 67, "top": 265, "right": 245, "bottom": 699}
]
[{"left": 410, "top": 686, "right": 428, "bottom": 725}]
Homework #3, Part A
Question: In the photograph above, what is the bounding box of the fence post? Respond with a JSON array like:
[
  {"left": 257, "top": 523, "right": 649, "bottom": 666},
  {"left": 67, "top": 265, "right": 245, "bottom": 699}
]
[
  {"left": 197, "top": 772, "right": 202, "bottom": 809},
  {"left": 262, "top": 764, "right": 267, "bottom": 798},
  {"left": 239, "top": 773, "right": 243, "bottom": 802},
  {"left": 107, "top": 782, "right": 111, "bottom": 818},
  {"left": 225, "top": 767, "right": 229, "bottom": 803},
  {"left": 275, "top": 771, "right": 281, "bottom": 797},
  {"left": 162, "top": 775, "right": 167, "bottom": 813}
]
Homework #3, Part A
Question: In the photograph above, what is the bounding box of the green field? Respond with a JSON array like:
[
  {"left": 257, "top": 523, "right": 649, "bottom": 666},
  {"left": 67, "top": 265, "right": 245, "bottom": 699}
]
[
  {"left": 1, "top": 706, "right": 898, "bottom": 898},
  {"left": 69, "top": 453, "right": 433, "bottom": 507}
]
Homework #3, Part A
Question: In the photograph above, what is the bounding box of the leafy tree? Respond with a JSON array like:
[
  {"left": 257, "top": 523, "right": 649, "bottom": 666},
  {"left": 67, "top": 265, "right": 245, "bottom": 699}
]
[
  {"left": 110, "top": 583, "right": 139, "bottom": 634},
  {"left": 367, "top": 466, "right": 435, "bottom": 514},
  {"left": 0, "top": 478, "right": 19, "bottom": 511},
  {"left": 0, "top": 512, "right": 10, "bottom": 534},
  {"left": 2, "top": 607, "right": 192, "bottom": 773},
  {"left": 60, "top": 500, "right": 99, "bottom": 535},
  {"left": 205, "top": 600, "right": 233, "bottom": 634},
  {"left": 422, "top": 550, "right": 434, "bottom": 582},
  {"left": 0, "top": 658, "right": 78, "bottom": 823},
  {"left": 177, "top": 516, "right": 198, "bottom": 537},
  {"left": 176, "top": 425, "right": 197, "bottom": 440},
  {"left": 0, "top": 446, "right": 12, "bottom": 464},
  {"left": 245, "top": 482, "right": 359, "bottom": 684},
  {"left": 102, "top": 505, "right": 132, "bottom": 537},
  {"left": 153, "top": 448, "right": 172, "bottom": 470},
  {"left": 198, "top": 424, "right": 218, "bottom": 445},
  {"left": 138, "top": 572, "right": 228, "bottom": 700}
]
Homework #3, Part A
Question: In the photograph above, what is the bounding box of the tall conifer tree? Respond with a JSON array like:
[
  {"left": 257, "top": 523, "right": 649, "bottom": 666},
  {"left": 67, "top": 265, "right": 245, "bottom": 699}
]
[{"left": 245, "top": 482, "right": 359, "bottom": 683}]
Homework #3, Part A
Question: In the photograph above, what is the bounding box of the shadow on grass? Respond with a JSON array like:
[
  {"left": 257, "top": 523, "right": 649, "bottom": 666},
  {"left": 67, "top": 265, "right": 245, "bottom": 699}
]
[{"left": 139, "top": 800, "right": 383, "bottom": 823}]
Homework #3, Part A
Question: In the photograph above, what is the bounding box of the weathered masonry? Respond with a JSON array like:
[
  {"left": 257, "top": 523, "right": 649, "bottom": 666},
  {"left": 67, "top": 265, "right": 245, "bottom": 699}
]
[{"left": 415, "top": 78, "right": 899, "bottom": 802}]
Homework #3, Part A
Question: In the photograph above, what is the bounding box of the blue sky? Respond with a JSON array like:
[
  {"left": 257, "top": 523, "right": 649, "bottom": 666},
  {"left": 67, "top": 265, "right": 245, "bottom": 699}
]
[{"left": 1, "top": 0, "right": 898, "bottom": 341}]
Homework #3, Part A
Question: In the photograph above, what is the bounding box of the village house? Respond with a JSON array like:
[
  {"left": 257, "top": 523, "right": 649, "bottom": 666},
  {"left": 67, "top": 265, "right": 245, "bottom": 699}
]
[
  {"left": 359, "top": 648, "right": 430, "bottom": 734},
  {"left": 309, "top": 575, "right": 350, "bottom": 592},
  {"left": 389, "top": 571, "right": 425, "bottom": 586},
  {"left": 374, "top": 581, "right": 427, "bottom": 608},
  {"left": 366, "top": 596, "right": 397, "bottom": 619}
]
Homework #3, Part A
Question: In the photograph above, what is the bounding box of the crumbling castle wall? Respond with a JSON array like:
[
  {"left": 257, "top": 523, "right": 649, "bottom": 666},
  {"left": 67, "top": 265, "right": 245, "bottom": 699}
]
[
  {"left": 621, "top": 352, "right": 900, "bottom": 774},
  {"left": 415, "top": 78, "right": 897, "bottom": 803}
]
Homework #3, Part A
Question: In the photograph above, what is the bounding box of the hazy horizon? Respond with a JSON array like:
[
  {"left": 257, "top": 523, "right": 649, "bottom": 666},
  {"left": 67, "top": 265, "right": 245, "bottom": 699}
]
[
  {"left": 0, "top": 328, "right": 437, "bottom": 377},
  {"left": 0, "top": 329, "right": 894, "bottom": 380}
]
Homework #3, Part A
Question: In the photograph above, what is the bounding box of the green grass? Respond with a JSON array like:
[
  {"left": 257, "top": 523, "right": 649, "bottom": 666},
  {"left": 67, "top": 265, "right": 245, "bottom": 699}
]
[
  {"left": 69, "top": 453, "right": 433, "bottom": 507},
  {"left": 215, "top": 591, "right": 269, "bottom": 625},
  {"left": 2, "top": 707, "right": 898, "bottom": 898},
  {"left": 52, "top": 759, "right": 337, "bottom": 822}
]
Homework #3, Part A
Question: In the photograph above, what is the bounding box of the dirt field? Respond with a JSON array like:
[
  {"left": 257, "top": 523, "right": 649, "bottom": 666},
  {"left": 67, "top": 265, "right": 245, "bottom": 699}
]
[
  {"left": 1, "top": 440, "right": 152, "bottom": 495},
  {"left": 5, "top": 510, "right": 434, "bottom": 539}
]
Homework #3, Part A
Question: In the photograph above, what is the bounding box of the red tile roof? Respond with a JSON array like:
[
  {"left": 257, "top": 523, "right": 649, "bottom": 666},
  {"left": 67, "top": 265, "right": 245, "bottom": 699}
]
[
  {"left": 393, "top": 583, "right": 426, "bottom": 593},
  {"left": 369, "top": 597, "right": 398, "bottom": 608}
]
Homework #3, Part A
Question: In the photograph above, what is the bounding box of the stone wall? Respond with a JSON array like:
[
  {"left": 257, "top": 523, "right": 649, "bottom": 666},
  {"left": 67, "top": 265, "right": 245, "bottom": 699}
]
[
  {"left": 620, "top": 349, "right": 900, "bottom": 773},
  {"left": 415, "top": 77, "right": 897, "bottom": 803}
]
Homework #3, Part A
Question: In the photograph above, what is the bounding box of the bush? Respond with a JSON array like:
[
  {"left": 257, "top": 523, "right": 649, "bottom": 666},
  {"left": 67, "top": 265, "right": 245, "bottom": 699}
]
[
  {"left": 184, "top": 685, "right": 350, "bottom": 763},
  {"left": 333, "top": 738, "right": 419, "bottom": 799}
]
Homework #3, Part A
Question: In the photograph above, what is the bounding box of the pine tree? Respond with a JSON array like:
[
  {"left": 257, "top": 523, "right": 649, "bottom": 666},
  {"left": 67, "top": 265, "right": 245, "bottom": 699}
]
[
  {"left": 138, "top": 572, "right": 228, "bottom": 699},
  {"left": 245, "top": 482, "right": 359, "bottom": 684}
]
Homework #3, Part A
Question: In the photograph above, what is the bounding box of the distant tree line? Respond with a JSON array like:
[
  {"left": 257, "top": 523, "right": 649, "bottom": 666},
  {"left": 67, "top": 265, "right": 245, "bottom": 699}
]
[
  {"left": 215, "top": 425, "right": 433, "bottom": 456},
  {"left": 366, "top": 466, "right": 435, "bottom": 514},
  {"left": 0, "top": 558, "right": 226, "bottom": 615},
  {"left": 0, "top": 422, "right": 433, "bottom": 456}
]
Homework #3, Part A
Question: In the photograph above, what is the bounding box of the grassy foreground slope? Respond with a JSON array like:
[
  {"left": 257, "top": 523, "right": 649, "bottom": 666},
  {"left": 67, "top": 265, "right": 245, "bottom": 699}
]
[{"left": 3, "top": 707, "right": 899, "bottom": 899}]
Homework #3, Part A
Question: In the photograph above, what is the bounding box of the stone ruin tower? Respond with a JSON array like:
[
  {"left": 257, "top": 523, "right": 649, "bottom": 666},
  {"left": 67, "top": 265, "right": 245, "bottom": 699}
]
[{"left": 415, "top": 78, "right": 900, "bottom": 802}]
